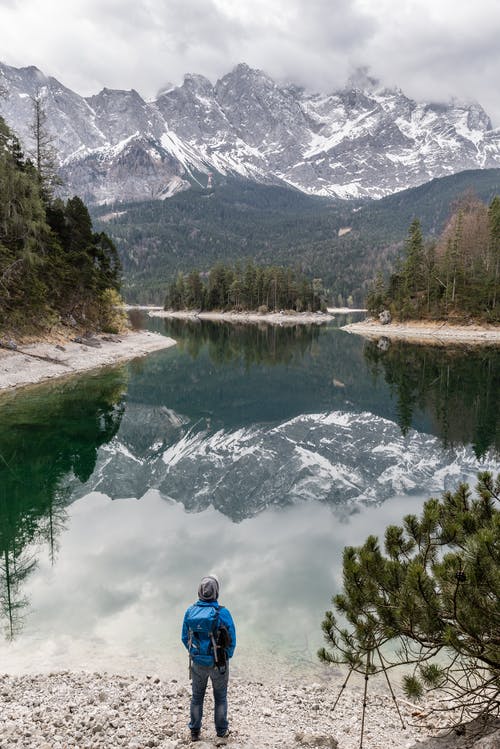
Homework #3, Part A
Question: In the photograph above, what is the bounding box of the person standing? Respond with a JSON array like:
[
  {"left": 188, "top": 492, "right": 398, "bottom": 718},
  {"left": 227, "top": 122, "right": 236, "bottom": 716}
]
[{"left": 181, "top": 575, "right": 236, "bottom": 742}]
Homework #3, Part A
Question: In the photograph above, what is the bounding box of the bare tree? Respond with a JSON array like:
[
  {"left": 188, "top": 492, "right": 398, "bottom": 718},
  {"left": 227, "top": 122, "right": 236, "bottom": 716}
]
[{"left": 30, "top": 88, "right": 62, "bottom": 199}]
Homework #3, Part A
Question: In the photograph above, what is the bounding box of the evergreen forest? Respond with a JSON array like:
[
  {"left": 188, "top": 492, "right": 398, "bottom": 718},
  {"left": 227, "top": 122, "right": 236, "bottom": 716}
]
[
  {"left": 367, "top": 195, "right": 500, "bottom": 322},
  {"left": 0, "top": 114, "right": 122, "bottom": 336},
  {"left": 164, "top": 261, "right": 327, "bottom": 313}
]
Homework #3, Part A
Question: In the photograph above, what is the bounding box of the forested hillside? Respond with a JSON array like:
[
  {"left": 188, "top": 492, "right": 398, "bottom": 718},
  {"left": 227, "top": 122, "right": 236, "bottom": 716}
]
[
  {"left": 91, "top": 169, "right": 500, "bottom": 305},
  {"left": 0, "top": 115, "right": 122, "bottom": 336}
]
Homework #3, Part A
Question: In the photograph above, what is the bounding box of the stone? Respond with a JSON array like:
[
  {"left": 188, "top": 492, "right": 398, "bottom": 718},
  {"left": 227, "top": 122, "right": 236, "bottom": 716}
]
[
  {"left": 82, "top": 337, "right": 102, "bottom": 348},
  {"left": 101, "top": 335, "right": 122, "bottom": 343},
  {"left": 0, "top": 339, "right": 17, "bottom": 350},
  {"left": 294, "top": 732, "right": 338, "bottom": 748},
  {"left": 378, "top": 310, "right": 392, "bottom": 325}
]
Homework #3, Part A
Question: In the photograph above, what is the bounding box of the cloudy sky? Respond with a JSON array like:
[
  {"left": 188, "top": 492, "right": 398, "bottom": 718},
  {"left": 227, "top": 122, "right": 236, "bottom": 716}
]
[{"left": 1, "top": 0, "right": 499, "bottom": 124}]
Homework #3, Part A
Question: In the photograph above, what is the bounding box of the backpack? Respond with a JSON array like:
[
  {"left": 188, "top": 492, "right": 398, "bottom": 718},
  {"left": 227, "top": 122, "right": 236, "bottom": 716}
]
[{"left": 186, "top": 603, "right": 228, "bottom": 669}]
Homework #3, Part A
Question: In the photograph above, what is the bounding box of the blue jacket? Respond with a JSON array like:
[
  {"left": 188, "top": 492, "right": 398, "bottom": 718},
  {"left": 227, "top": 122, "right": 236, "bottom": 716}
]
[{"left": 182, "top": 600, "right": 236, "bottom": 660}]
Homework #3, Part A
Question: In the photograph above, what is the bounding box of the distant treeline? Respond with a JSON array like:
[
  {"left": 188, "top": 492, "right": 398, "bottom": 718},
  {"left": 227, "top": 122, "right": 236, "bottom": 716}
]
[
  {"left": 367, "top": 195, "right": 500, "bottom": 322},
  {"left": 164, "top": 261, "right": 327, "bottom": 312},
  {"left": 0, "top": 112, "right": 122, "bottom": 334}
]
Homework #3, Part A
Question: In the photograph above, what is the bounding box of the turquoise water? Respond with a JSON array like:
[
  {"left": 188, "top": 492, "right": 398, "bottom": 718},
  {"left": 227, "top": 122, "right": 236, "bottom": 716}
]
[{"left": 0, "top": 316, "right": 498, "bottom": 675}]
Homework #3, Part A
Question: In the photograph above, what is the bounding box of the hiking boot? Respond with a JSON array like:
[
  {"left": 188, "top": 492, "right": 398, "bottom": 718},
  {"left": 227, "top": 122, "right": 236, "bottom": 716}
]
[
  {"left": 190, "top": 730, "right": 201, "bottom": 742},
  {"left": 216, "top": 729, "right": 230, "bottom": 740}
]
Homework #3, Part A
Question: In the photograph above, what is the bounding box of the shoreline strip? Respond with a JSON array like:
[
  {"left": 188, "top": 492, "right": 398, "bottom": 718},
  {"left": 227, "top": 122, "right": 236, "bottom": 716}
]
[
  {"left": 0, "top": 331, "right": 176, "bottom": 393},
  {"left": 342, "top": 320, "right": 500, "bottom": 345}
]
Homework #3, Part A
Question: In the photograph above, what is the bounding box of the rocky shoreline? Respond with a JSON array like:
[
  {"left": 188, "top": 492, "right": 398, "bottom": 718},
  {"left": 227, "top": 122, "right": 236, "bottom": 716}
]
[
  {"left": 342, "top": 320, "right": 500, "bottom": 346},
  {"left": 2, "top": 670, "right": 498, "bottom": 749},
  {"left": 0, "top": 331, "right": 176, "bottom": 393}
]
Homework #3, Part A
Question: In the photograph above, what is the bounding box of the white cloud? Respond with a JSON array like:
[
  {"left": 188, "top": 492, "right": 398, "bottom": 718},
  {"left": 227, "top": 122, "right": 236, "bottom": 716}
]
[{"left": 0, "top": 0, "right": 499, "bottom": 124}]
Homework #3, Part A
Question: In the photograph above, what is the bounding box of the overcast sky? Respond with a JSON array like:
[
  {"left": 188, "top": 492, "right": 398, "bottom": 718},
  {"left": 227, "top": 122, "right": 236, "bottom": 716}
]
[{"left": 1, "top": 0, "right": 499, "bottom": 124}]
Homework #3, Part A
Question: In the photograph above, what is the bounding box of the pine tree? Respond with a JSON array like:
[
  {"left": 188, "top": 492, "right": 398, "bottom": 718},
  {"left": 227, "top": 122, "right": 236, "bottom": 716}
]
[
  {"left": 243, "top": 261, "right": 257, "bottom": 309},
  {"left": 488, "top": 197, "right": 500, "bottom": 312},
  {"left": 185, "top": 270, "right": 204, "bottom": 309},
  {"left": 29, "top": 90, "right": 61, "bottom": 201},
  {"left": 366, "top": 272, "right": 386, "bottom": 316},
  {"left": 446, "top": 210, "right": 463, "bottom": 308},
  {"left": 319, "top": 472, "right": 500, "bottom": 730},
  {"left": 403, "top": 218, "right": 424, "bottom": 297}
]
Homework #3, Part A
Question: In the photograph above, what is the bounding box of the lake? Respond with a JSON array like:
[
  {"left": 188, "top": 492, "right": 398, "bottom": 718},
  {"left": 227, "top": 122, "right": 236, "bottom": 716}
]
[{"left": 0, "top": 314, "right": 499, "bottom": 678}]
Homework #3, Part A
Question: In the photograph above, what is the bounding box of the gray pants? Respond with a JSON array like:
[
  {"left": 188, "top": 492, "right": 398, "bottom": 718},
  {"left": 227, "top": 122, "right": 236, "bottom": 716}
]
[{"left": 189, "top": 661, "right": 229, "bottom": 736}]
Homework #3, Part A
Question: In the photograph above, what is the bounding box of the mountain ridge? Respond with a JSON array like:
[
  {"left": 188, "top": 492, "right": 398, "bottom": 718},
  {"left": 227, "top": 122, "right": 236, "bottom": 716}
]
[{"left": 1, "top": 60, "right": 500, "bottom": 204}]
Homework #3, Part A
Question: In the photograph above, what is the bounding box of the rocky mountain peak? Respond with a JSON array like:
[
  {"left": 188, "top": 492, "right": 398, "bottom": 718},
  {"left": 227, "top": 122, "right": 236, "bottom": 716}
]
[
  {"left": 88, "top": 87, "right": 146, "bottom": 106},
  {"left": 1, "top": 60, "right": 499, "bottom": 203},
  {"left": 181, "top": 73, "right": 214, "bottom": 96},
  {"left": 214, "top": 63, "right": 309, "bottom": 149},
  {"left": 216, "top": 62, "right": 275, "bottom": 93},
  {"left": 19, "top": 64, "right": 47, "bottom": 85},
  {"left": 460, "top": 101, "right": 492, "bottom": 132}
]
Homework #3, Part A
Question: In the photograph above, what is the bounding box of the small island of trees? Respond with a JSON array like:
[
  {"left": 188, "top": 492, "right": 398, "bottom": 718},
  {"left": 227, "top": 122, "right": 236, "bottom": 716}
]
[{"left": 164, "top": 261, "right": 327, "bottom": 313}]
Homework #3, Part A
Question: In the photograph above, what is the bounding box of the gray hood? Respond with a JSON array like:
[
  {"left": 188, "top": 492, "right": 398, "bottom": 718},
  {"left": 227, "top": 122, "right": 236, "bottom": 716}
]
[{"left": 198, "top": 575, "right": 219, "bottom": 601}]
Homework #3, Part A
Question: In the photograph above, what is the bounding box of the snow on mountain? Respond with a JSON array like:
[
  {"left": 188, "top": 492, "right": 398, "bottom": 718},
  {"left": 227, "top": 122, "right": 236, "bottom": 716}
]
[
  {"left": 71, "top": 410, "right": 498, "bottom": 522},
  {"left": 1, "top": 60, "right": 500, "bottom": 203}
]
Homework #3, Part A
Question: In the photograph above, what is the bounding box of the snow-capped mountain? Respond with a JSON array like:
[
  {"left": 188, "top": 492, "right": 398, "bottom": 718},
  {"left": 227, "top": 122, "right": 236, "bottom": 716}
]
[{"left": 1, "top": 61, "right": 500, "bottom": 203}]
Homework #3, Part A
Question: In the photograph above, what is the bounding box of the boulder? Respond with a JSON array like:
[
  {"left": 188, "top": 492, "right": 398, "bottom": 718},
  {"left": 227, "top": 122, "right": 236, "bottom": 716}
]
[
  {"left": 0, "top": 339, "right": 17, "bottom": 350},
  {"left": 378, "top": 310, "right": 392, "bottom": 325}
]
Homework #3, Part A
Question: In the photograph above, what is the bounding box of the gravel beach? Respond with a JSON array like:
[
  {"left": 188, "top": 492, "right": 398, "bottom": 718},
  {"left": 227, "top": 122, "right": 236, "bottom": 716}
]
[
  {"left": 0, "top": 670, "right": 428, "bottom": 749},
  {"left": 2, "top": 670, "right": 498, "bottom": 749},
  {"left": 0, "top": 331, "right": 176, "bottom": 392}
]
